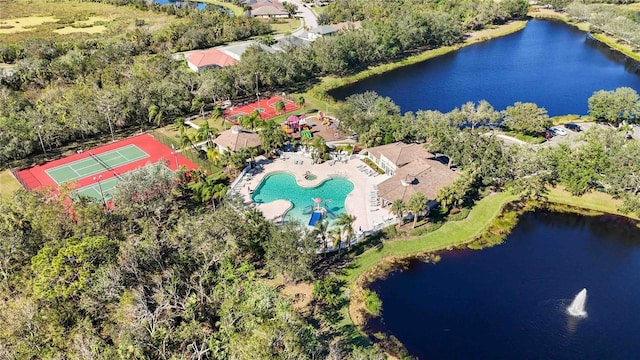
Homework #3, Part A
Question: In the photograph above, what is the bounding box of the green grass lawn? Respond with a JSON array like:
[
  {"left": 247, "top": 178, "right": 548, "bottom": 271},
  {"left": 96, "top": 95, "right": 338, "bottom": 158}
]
[
  {"left": 291, "top": 92, "right": 339, "bottom": 118},
  {"left": 0, "top": 169, "right": 22, "bottom": 199},
  {"left": 550, "top": 114, "right": 588, "bottom": 125},
  {"left": 342, "top": 191, "right": 517, "bottom": 285},
  {"left": 547, "top": 186, "right": 637, "bottom": 219},
  {"left": 267, "top": 18, "right": 301, "bottom": 35}
]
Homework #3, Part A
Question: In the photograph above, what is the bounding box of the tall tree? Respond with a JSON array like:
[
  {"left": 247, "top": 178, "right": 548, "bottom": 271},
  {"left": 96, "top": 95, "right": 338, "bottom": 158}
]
[
  {"left": 335, "top": 213, "right": 356, "bottom": 249},
  {"left": 502, "top": 102, "right": 551, "bottom": 134},
  {"left": 407, "top": 192, "right": 428, "bottom": 229},
  {"left": 390, "top": 199, "right": 405, "bottom": 228}
]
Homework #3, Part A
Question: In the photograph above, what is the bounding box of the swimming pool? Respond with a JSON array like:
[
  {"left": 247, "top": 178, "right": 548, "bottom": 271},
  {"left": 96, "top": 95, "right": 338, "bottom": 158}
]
[{"left": 251, "top": 172, "right": 354, "bottom": 225}]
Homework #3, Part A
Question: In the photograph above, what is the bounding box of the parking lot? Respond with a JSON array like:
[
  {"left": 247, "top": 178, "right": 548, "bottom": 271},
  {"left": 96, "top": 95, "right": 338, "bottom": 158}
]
[{"left": 501, "top": 122, "right": 637, "bottom": 148}]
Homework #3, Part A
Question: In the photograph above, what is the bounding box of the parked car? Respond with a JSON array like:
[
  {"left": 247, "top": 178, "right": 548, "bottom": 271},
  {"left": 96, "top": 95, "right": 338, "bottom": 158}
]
[
  {"left": 550, "top": 127, "right": 567, "bottom": 136},
  {"left": 539, "top": 130, "right": 553, "bottom": 139},
  {"left": 564, "top": 123, "right": 582, "bottom": 132}
]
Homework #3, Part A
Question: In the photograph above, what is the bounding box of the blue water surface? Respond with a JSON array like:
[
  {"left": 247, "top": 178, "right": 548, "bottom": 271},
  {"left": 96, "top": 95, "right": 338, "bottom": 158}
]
[
  {"left": 251, "top": 172, "right": 354, "bottom": 225},
  {"left": 330, "top": 20, "right": 640, "bottom": 116},
  {"left": 371, "top": 211, "right": 640, "bottom": 359}
]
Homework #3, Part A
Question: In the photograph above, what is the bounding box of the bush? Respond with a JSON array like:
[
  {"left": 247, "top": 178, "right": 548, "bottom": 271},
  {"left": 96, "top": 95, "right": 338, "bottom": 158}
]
[
  {"left": 409, "top": 221, "right": 443, "bottom": 236},
  {"left": 448, "top": 207, "right": 470, "bottom": 221},
  {"left": 363, "top": 289, "right": 382, "bottom": 316}
]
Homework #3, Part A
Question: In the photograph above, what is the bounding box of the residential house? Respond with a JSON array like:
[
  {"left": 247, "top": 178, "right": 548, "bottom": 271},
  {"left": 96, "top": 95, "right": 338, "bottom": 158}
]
[
  {"left": 186, "top": 49, "right": 237, "bottom": 72},
  {"left": 245, "top": 0, "right": 288, "bottom": 18},
  {"left": 307, "top": 21, "right": 361, "bottom": 40}
]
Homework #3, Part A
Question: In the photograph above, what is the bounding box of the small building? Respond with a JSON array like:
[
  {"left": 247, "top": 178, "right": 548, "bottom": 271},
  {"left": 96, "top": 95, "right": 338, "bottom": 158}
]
[
  {"left": 218, "top": 41, "right": 278, "bottom": 61},
  {"left": 213, "top": 125, "right": 262, "bottom": 153},
  {"left": 308, "top": 25, "right": 337, "bottom": 40},
  {"left": 307, "top": 21, "right": 362, "bottom": 41},
  {"left": 366, "top": 142, "right": 459, "bottom": 205},
  {"left": 271, "top": 34, "right": 313, "bottom": 51},
  {"left": 186, "top": 49, "right": 237, "bottom": 72}
]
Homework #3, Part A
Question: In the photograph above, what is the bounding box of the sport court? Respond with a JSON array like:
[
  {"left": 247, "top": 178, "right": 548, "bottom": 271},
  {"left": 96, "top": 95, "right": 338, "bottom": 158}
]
[
  {"left": 45, "top": 145, "right": 148, "bottom": 185},
  {"left": 15, "top": 133, "right": 198, "bottom": 202},
  {"left": 225, "top": 95, "right": 300, "bottom": 124}
]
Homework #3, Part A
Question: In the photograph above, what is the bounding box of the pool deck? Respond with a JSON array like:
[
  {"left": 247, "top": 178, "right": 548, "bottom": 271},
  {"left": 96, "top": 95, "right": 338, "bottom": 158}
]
[{"left": 233, "top": 152, "right": 395, "bottom": 232}]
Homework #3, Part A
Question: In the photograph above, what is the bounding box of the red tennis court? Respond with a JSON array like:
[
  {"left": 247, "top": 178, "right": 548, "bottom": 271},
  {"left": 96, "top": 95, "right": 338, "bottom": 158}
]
[
  {"left": 224, "top": 95, "right": 300, "bottom": 124},
  {"left": 15, "top": 133, "right": 198, "bottom": 201}
]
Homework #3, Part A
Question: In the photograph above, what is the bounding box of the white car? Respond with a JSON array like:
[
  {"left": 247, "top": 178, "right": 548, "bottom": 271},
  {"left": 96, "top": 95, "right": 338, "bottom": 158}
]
[{"left": 550, "top": 127, "right": 567, "bottom": 136}]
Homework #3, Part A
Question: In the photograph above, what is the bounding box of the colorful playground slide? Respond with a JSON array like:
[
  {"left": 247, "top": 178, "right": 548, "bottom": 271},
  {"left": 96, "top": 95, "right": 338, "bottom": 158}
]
[
  {"left": 308, "top": 211, "right": 322, "bottom": 226},
  {"left": 301, "top": 129, "right": 313, "bottom": 140}
]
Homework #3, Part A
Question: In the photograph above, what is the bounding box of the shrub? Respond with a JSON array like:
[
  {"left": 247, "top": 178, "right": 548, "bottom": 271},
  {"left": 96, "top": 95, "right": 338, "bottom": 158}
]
[
  {"left": 363, "top": 289, "right": 382, "bottom": 316},
  {"left": 448, "top": 207, "right": 470, "bottom": 221}
]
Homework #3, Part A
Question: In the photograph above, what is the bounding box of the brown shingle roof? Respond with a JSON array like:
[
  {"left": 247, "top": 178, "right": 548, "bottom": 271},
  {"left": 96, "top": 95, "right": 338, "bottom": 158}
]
[
  {"left": 377, "top": 158, "right": 459, "bottom": 203},
  {"left": 367, "top": 142, "right": 434, "bottom": 168},
  {"left": 214, "top": 126, "right": 261, "bottom": 152}
]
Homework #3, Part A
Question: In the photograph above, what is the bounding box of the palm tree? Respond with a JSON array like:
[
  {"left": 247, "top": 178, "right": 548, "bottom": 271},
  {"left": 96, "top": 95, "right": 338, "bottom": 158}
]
[
  {"left": 148, "top": 104, "right": 163, "bottom": 128},
  {"left": 335, "top": 213, "right": 356, "bottom": 250},
  {"left": 329, "top": 227, "right": 343, "bottom": 254},
  {"left": 407, "top": 192, "right": 428, "bottom": 229},
  {"left": 274, "top": 100, "right": 286, "bottom": 115},
  {"left": 189, "top": 171, "right": 229, "bottom": 210},
  {"left": 196, "top": 120, "right": 214, "bottom": 144},
  {"left": 295, "top": 96, "right": 305, "bottom": 114},
  {"left": 240, "top": 110, "right": 261, "bottom": 131},
  {"left": 390, "top": 199, "right": 406, "bottom": 228},
  {"left": 180, "top": 133, "right": 196, "bottom": 152},
  {"left": 312, "top": 220, "right": 330, "bottom": 251},
  {"left": 211, "top": 106, "right": 224, "bottom": 126},
  {"left": 175, "top": 117, "right": 187, "bottom": 135},
  {"left": 206, "top": 146, "right": 220, "bottom": 163}
]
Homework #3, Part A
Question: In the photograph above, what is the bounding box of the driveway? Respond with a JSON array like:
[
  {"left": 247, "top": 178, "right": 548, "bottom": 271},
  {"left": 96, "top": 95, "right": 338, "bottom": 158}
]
[{"left": 288, "top": 0, "right": 318, "bottom": 33}]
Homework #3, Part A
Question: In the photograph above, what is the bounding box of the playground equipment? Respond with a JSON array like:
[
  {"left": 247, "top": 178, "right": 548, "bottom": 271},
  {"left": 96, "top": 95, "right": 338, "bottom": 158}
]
[{"left": 301, "top": 129, "right": 313, "bottom": 140}]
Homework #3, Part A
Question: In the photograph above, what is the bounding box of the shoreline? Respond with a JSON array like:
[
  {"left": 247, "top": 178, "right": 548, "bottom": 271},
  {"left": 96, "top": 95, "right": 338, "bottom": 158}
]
[
  {"left": 308, "top": 20, "right": 528, "bottom": 101},
  {"left": 529, "top": 8, "right": 640, "bottom": 64},
  {"left": 315, "top": 8, "right": 640, "bottom": 103},
  {"left": 299, "top": 12, "right": 640, "bottom": 355},
  {"left": 343, "top": 194, "right": 640, "bottom": 357}
]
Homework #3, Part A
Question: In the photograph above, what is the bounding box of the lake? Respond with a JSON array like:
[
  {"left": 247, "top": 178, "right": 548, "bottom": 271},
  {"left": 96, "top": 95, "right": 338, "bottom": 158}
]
[
  {"left": 151, "top": 0, "right": 233, "bottom": 12},
  {"left": 329, "top": 20, "right": 640, "bottom": 116},
  {"left": 370, "top": 211, "right": 640, "bottom": 359}
]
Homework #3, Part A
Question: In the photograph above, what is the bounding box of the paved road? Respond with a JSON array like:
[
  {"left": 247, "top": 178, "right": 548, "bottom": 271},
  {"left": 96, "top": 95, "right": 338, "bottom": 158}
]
[{"left": 288, "top": 0, "right": 318, "bottom": 34}]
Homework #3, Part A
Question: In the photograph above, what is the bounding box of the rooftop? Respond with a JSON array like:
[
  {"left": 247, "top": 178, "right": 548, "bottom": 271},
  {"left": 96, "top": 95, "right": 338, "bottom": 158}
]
[{"left": 187, "top": 49, "right": 237, "bottom": 69}]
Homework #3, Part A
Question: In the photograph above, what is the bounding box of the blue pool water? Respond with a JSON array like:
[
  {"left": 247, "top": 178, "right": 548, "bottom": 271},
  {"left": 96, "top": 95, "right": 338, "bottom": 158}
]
[{"left": 251, "top": 172, "right": 354, "bottom": 225}]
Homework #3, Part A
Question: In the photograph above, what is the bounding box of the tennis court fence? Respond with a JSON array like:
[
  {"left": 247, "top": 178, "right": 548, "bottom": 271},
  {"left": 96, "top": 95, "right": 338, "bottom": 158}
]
[
  {"left": 9, "top": 167, "right": 29, "bottom": 189},
  {"left": 149, "top": 131, "right": 216, "bottom": 173}
]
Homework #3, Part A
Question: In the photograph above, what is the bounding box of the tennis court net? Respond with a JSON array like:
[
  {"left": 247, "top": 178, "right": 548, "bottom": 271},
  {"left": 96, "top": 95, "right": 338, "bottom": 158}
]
[{"left": 89, "top": 152, "right": 123, "bottom": 180}]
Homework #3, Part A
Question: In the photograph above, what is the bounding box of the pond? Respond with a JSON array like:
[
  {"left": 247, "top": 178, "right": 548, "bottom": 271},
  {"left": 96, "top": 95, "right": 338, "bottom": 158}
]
[
  {"left": 370, "top": 211, "right": 640, "bottom": 359},
  {"left": 151, "top": 0, "right": 233, "bottom": 12},
  {"left": 329, "top": 20, "right": 640, "bottom": 116}
]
